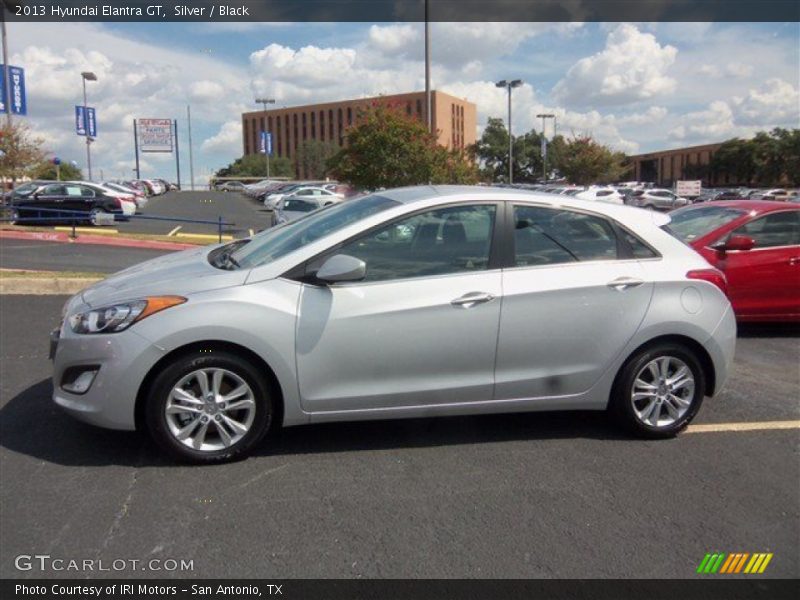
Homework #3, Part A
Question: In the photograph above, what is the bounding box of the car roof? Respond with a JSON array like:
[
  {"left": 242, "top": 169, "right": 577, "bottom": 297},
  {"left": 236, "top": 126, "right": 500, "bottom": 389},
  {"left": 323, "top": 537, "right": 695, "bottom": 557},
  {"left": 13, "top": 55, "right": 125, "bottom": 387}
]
[{"left": 378, "top": 185, "right": 670, "bottom": 228}]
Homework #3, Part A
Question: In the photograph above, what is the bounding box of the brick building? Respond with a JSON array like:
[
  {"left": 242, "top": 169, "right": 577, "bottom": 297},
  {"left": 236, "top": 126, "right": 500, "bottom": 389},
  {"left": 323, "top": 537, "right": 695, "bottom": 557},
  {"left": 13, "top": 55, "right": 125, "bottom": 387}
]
[
  {"left": 630, "top": 142, "right": 726, "bottom": 187},
  {"left": 241, "top": 90, "right": 477, "bottom": 179}
]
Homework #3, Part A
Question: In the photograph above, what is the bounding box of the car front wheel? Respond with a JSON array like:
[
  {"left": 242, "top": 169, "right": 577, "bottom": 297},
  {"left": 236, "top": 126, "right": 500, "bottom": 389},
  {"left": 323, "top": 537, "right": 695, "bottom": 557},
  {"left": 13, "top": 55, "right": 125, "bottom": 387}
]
[
  {"left": 611, "top": 342, "right": 706, "bottom": 438},
  {"left": 145, "top": 351, "right": 274, "bottom": 463}
]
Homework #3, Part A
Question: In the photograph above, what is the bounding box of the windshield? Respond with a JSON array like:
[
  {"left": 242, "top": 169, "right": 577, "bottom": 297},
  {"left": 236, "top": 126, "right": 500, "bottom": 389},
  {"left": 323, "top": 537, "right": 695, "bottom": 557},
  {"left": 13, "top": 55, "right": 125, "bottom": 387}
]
[
  {"left": 232, "top": 193, "right": 398, "bottom": 269},
  {"left": 667, "top": 206, "right": 747, "bottom": 242}
]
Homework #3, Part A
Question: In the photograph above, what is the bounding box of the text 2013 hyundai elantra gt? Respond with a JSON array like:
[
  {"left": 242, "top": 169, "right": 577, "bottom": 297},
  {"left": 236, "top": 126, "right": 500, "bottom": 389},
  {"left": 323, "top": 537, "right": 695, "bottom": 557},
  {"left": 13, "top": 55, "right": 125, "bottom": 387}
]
[{"left": 52, "top": 186, "right": 736, "bottom": 463}]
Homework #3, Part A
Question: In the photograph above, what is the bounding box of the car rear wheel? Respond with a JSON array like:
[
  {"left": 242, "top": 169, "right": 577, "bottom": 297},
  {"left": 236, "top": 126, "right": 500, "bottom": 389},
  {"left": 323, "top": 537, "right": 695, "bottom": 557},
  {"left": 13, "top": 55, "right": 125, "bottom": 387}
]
[
  {"left": 89, "top": 207, "right": 108, "bottom": 226},
  {"left": 611, "top": 342, "right": 706, "bottom": 438},
  {"left": 145, "top": 351, "right": 274, "bottom": 463},
  {"left": 7, "top": 207, "right": 20, "bottom": 225}
]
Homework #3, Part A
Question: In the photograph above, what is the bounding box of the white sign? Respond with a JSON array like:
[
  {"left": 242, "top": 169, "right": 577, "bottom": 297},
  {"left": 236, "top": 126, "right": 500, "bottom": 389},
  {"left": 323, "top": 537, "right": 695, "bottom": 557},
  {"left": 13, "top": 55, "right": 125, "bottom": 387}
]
[
  {"left": 676, "top": 180, "right": 702, "bottom": 197},
  {"left": 138, "top": 118, "right": 173, "bottom": 152}
]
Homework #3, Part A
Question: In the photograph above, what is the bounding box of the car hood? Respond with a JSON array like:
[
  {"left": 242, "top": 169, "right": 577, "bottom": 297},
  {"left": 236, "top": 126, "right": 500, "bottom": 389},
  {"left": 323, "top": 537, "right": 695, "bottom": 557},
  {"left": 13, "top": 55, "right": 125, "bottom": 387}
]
[{"left": 80, "top": 244, "right": 249, "bottom": 307}]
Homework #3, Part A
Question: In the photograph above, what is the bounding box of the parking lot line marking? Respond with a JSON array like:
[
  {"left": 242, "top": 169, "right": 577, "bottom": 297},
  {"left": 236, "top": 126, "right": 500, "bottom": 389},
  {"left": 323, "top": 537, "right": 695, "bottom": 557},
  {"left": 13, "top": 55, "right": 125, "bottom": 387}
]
[
  {"left": 167, "top": 225, "right": 182, "bottom": 236},
  {"left": 686, "top": 420, "right": 800, "bottom": 434},
  {"left": 54, "top": 226, "right": 118, "bottom": 235}
]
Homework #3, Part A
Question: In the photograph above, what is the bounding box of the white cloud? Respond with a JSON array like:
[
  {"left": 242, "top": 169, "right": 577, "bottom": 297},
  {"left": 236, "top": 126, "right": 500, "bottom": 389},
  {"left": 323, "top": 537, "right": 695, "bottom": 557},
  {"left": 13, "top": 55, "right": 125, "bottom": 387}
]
[
  {"left": 553, "top": 24, "right": 677, "bottom": 107},
  {"left": 732, "top": 78, "right": 800, "bottom": 126},
  {"left": 202, "top": 120, "right": 242, "bottom": 155}
]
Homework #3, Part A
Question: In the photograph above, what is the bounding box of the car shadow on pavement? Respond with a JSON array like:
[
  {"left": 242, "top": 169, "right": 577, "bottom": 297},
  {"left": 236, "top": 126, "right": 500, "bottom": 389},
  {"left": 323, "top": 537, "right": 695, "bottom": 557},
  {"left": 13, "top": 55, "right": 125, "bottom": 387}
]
[
  {"left": 0, "top": 379, "right": 631, "bottom": 467},
  {"left": 737, "top": 323, "right": 800, "bottom": 338}
]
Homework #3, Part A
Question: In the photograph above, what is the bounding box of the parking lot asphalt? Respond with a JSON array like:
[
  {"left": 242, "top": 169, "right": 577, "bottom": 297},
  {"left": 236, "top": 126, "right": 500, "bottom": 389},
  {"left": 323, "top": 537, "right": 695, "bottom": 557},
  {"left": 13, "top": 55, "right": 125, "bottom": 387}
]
[
  {"left": 0, "top": 295, "right": 798, "bottom": 579},
  {"left": 0, "top": 238, "right": 173, "bottom": 273},
  {"left": 116, "top": 190, "right": 271, "bottom": 237}
]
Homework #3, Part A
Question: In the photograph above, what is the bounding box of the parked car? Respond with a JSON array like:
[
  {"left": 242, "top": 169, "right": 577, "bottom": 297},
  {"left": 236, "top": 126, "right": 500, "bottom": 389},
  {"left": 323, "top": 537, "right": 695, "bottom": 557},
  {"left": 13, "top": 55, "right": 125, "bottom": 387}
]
[
  {"left": 574, "top": 187, "right": 625, "bottom": 204},
  {"left": 667, "top": 200, "right": 799, "bottom": 321},
  {"left": 51, "top": 186, "right": 735, "bottom": 463},
  {"left": 630, "top": 188, "right": 690, "bottom": 211},
  {"left": 748, "top": 189, "right": 790, "bottom": 200},
  {"left": 217, "top": 181, "right": 246, "bottom": 192},
  {"left": 273, "top": 194, "right": 339, "bottom": 225},
  {"left": 102, "top": 182, "right": 148, "bottom": 210},
  {"left": 6, "top": 182, "right": 127, "bottom": 225},
  {"left": 263, "top": 185, "right": 342, "bottom": 208}
]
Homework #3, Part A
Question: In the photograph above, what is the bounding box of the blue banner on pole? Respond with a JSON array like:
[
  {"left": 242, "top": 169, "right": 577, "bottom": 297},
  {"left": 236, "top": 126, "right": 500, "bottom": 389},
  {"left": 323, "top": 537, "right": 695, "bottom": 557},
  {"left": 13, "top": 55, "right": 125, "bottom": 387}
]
[
  {"left": 75, "top": 106, "right": 87, "bottom": 136},
  {"left": 0, "top": 64, "right": 26, "bottom": 115},
  {"left": 260, "top": 131, "right": 273, "bottom": 156},
  {"left": 86, "top": 107, "right": 97, "bottom": 138}
]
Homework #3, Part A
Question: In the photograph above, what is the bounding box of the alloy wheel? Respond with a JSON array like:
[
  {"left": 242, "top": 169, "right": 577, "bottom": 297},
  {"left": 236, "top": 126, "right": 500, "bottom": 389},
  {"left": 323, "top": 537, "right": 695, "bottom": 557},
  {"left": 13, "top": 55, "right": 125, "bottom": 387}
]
[
  {"left": 631, "top": 356, "right": 695, "bottom": 428},
  {"left": 165, "top": 368, "right": 256, "bottom": 452}
]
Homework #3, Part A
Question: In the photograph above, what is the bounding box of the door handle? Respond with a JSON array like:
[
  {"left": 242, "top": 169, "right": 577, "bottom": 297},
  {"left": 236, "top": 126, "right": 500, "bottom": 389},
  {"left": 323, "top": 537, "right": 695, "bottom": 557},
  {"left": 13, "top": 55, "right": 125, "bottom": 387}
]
[
  {"left": 607, "top": 277, "right": 645, "bottom": 291},
  {"left": 451, "top": 292, "right": 495, "bottom": 308}
]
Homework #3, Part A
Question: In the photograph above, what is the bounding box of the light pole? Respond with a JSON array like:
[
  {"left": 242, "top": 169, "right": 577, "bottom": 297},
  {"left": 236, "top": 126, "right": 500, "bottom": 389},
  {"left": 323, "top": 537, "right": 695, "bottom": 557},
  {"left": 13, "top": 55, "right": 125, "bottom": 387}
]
[
  {"left": 255, "top": 97, "right": 275, "bottom": 179},
  {"left": 1, "top": 13, "right": 11, "bottom": 127},
  {"left": 425, "top": 0, "right": 431, "bottom": 134},
  {"left": 496, "top": 79, "right": 522, "bottom": 184},
  {"left": 536, "top": 113, "right": 555, "bottom": 182},
  {"left": 81, "top": 71, "right": 97, "bottom": 180}
]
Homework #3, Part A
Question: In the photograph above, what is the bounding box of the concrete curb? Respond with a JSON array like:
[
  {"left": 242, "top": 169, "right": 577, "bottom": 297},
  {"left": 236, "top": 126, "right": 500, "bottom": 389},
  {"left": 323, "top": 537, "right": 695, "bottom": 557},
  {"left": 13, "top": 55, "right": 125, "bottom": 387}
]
[
  {"left": 0, "top": 276, "right": 102, "bottom": 295},
  {"left": 0, "top": 229, "right": 198, "bottom": 251}
]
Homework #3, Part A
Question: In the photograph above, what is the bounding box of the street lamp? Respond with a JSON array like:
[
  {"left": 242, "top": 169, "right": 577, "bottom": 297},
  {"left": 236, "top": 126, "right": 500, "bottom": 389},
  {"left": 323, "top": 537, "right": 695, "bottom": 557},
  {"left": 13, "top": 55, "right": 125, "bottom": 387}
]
[
  {"left": 536, "top": 113, "right": 555, "bottom": 182},
  {"left": 255, "top": 97, "right": 275, "bottom": 179},
  {"left": 81, "top": 71, "right": 97, "bottom": 180},
  {"left": 496, "top": 79, "right": 522, "bottom": 184}
]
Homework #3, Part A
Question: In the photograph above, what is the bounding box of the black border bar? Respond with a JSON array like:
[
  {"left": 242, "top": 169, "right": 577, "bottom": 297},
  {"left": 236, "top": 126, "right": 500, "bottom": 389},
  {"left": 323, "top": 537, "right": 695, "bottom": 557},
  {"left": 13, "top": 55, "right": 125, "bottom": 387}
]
[
  {"left": 2, "top": 0, "right": 799, "bottom": 23},
  {"left": 2, "top": 579, "right": 799, "bottom": 600}
]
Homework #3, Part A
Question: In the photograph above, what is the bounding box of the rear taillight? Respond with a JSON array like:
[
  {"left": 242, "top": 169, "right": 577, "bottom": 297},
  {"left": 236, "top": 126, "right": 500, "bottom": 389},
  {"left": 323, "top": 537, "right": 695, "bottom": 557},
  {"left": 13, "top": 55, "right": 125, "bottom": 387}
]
[
  {"left": 113, "top": 197, "right": 123, "bottom": 208},
  {"left": 687, "top": 268, "right": 728, "bottom": 296}
]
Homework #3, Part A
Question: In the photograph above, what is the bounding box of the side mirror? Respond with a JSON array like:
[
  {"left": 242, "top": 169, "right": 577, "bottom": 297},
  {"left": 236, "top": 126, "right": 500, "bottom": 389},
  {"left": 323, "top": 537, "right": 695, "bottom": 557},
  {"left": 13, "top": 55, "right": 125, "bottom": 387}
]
[
  {"left": 714, "top": 234, "right": 755, "bottom": 253},
  {"left": 316, "top": 254, "right": 366, "bottom": 284}
]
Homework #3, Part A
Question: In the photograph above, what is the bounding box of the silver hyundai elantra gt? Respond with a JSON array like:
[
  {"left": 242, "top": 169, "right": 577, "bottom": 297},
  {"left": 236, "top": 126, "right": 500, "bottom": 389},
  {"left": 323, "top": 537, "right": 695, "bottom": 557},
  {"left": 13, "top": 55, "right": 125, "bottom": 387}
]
[{"left": 52, "top": 186, "right": 736, "bottom": 463}]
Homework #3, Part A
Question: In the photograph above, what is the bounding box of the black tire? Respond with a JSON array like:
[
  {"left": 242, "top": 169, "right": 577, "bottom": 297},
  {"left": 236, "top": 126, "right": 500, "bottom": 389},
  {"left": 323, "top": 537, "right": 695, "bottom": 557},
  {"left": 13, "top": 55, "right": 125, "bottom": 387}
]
[
  {"left": 8, "top": 207, "right": 20, "bottom": 225},
  {"left": 643, "top": 204, "right": 656, "bottom": 211},
  {"left": 610, "top": 342, "right": 706, "bottom": 439},
  {"left": 144, "top": 351, "right": 274, "bottom": 464}
]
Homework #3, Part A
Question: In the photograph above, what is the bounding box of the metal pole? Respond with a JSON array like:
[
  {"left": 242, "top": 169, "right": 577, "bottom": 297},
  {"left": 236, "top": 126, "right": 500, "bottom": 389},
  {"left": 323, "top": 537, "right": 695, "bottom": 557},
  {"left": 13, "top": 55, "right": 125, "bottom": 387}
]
[
  {"left": 133, "top": 119, "right": 140, "bottom": 179},
  {"left": 218, "top": 215, "right": 222, "bottom": 243},
  {"left": 174, "top": 119, "right": 181, "bottom": 189},
  {"left": 541, "top": 115, "right": 547, "bottom": 182},
  {"left": 187, "top": 105, "right": 195, "bottom": 191},
  {"left": 507, "top": 85, "right": 513, "bottom": 184},
  {"left": 82, "top": 77, "right": 92, "bottom": 180},
  {"left": 1, "top": 16, "right": 11, "bottom": 127},
  {"left": 260, "top": 101, "right": 269, "bottom": 179},
  {"left": 424, "top": 0, "right": 432, "bottom": 134}
]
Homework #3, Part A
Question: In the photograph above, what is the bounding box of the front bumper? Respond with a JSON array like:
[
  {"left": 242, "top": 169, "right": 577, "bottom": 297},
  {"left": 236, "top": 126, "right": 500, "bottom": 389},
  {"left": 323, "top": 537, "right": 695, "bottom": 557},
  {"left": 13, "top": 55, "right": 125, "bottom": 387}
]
[{"left": 51, "top": 324, "right": 165, "bottom": 430}]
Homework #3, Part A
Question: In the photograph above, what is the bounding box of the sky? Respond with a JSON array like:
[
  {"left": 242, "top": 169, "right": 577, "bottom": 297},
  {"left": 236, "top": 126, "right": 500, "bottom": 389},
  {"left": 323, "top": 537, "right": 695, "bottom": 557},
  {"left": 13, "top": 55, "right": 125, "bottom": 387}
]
[{"left": 6, "top": 21, "right": 800, "bottom": 185}]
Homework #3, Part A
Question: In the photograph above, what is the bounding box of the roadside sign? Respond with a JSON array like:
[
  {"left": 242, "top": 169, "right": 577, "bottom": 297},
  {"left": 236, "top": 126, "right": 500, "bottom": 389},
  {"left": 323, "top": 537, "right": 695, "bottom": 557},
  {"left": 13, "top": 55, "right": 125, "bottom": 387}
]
[
  {"left": 0, "top": 65, "right": 27, "bottom": 115},
  {"left": 86, "top": 107, "right": 97, "bottom": 138},
  {"left": 676, "top": 180, "right": 702, "bottom": 197},
  {"left": 75, "top": 106, "right": 86, "bottom": 135},
  {"left": 266, "top": 132, "right": 272, "bottom": 156},
  {"left": 138, "top": 118, "right": 173, "bottom": 152}
]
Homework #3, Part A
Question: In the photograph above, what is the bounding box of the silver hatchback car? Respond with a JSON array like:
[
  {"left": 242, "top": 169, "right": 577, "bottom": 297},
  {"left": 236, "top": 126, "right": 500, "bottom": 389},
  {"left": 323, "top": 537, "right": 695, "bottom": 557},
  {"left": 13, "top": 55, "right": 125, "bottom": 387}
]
[{"left": 52, "top": 186, "right": 736, "bottom": 463}]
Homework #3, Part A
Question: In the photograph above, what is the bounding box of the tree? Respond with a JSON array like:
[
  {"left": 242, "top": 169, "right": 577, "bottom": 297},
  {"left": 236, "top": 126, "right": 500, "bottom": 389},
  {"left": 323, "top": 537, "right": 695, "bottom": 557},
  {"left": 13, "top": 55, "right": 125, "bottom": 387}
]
[
  {"left": 327, "top": 104, "right": 478, "bottom": 188},
  {"left": 215, "top": 153, "right": 293, "bottom": 179},
  {"left": 557, "top": 135, "right": 627, "bottom": 185},
  {"left": 296, "top": 139, "right": 337, "bottom": 179},
  {"left": 471, "top": 118, "right": 544, "bottom": 182},
  {"left": 31, "top": 160, "right": 83, "bottom": 181},
  {"left": 709, "top": 129, "right": 800, "bottom": 186},
  {"left": 0, "top": 121, "right": 46, "bottom": 183}
]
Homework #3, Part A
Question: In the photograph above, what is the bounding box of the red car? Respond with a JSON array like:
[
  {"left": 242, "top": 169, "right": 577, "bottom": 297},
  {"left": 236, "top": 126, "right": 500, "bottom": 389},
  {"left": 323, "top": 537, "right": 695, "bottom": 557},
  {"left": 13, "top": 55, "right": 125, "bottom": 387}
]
[{"left": 667, "top": 201, "right": 800, "bottom": 321}]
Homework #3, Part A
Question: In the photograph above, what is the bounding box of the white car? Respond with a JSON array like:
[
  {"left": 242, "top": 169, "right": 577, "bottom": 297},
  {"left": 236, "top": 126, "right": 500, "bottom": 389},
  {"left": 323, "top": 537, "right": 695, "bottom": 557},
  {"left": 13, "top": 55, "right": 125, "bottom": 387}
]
[
  {"left": 102, "top": 182, "right": 148, "bottom": 210},
  {"left": 631, "top": 188, "right": 690, "bottom": 211},
  {"left": 575, "top": 187, "right": 625, "bottom": 205},
  {"left": 264, "top": 186, "right": 343, "bottom": 208}
]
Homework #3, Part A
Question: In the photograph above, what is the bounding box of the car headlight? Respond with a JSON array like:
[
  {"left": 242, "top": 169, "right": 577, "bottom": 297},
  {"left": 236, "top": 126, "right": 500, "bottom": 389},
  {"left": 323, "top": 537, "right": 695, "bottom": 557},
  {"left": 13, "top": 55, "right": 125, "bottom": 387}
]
[{"left": 68, "top": 296, "right": 186, "bottom": 334}]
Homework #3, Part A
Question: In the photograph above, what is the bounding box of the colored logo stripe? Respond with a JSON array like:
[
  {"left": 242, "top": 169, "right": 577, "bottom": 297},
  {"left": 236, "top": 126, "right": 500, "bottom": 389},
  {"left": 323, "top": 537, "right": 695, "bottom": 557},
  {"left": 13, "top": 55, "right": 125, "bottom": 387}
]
[{"left": 698, "top": 552, "right": 773, "bottom": 574}]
